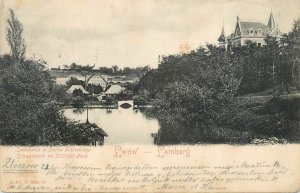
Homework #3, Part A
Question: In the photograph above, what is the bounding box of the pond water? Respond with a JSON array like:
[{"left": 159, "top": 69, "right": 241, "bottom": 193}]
[{"left": 63, "top": 106, "right": 160, "bottom": 145}]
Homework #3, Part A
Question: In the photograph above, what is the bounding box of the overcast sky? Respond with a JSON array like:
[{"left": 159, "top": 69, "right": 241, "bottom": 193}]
[{"left": 1, "top": 0, "right": 300, "bottom": 69}]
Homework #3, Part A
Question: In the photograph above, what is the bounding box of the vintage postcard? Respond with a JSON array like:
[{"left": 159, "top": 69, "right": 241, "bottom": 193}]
[{"left": 0, "top": 0, "right": 300, "bottom": 192}]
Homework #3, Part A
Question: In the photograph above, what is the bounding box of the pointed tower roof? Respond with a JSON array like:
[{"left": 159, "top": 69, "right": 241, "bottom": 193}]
[
  {"left": 267, "top": 11, "right": 275, "bottom": 29},
  {"left": 217, "top": 21, "right": 226, "bottom": 42},
  {"left": 234, "top": 16, "right": 242, "bottom": 36}
]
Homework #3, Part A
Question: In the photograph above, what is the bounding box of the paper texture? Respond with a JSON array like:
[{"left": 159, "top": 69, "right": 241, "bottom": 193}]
[{"left": 1, "top": 145, "right": 300, "bottom": 192}]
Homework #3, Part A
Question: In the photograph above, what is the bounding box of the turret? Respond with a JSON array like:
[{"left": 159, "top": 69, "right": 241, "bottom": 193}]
[
  {"left": 217, "top": 21, "right": 226, "bottom": 48},
  {"left": 267, "top": 11, "right": 275, "bottom": 29}
]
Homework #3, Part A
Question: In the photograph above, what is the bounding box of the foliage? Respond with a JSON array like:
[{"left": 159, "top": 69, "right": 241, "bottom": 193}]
[
  {"left": 222, "top": 96, "right": 300, "bottom": 143},
  {"left": 0, "top": 55, "right": 54, "bottom": 144},
  {"left": 137, "top": 46, "right": 242, "bottom": 143},
  {"left": 0, "top": 54, "right": 99, "bottom": 145},
  {"left": 138, "top": 70, "right": 160, "bottom": 98},
  {"left": 6, "top": 9, "right": 26, "bottom": 65},
  {"left": 99, "top": 65, "right": 150, "bottom": 75},
  {"left": 137, "top": 19, "right": 300, "bottom": 144},
  {"left": 112, "top": 65, "right": 118, "bottom": 73},
  {"left": 231, "top": 41, "right": 272, "bottom": 94},
  {"left": 49, "top": 84, "right": 72, "bottom": 104},
  {"left": 141, "top": 46, "right": 241, "bottom": 123},
  {"left": 280, "top": 18, "right": 300, "bottom": 90},
  {"left": 63, "top": 62, "right": 95, "bottom": 71},
  {"left": 72, "top": 89, "right": 84, "bottom": 97},
  {"left": 86, "top": 84, "right": 103, "bottom": 94},
  {"left": 263, "top": 96, "right": 300, "bottom": 121},
  {"left": 231, "top": 18, "right": 300, "bottom": 94},
  {"left": 66, "top": 77, "right": 85, "bottom": 88},
  {"left": 99, "top": 67, "right": 113, "bottom": 74},
  {"left": 72, "top": 96, "right": 85, "bottom": 108},
  {"left": 153, "top": 95, "right": 300, "bottom": 145},
  {"left": 66, "top": 77, "right": 103, "bottom": 95},
  {"left": 0, "top": 10, "right": 99, "bottom": 145}
]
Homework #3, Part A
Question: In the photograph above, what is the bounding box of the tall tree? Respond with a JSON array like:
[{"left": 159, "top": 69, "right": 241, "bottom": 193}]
[
  {"left": 6, "top": 9, "right": 26, "bottom": 66},
  {"left": 1, "top": 9, "right": 97, "bottom": 145},
  {"left": 285, "top": 18, "right": 300, "bottom": 89}
]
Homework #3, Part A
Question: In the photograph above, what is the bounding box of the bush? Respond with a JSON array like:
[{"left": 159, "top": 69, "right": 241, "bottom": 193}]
[
  {"left": 264, "top": 96, "right": 300, "bottom": 120},
  {"left": 72, "top": 96, "right": 85, "bottom": 108}
]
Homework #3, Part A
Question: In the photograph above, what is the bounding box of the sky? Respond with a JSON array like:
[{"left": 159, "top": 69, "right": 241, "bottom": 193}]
[{"left": 0, "top": 0, "right": 300, "bottom": 69}]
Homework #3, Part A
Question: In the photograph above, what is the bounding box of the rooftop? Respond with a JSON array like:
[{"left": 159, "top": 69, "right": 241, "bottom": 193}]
[
  {"left": 239, "top": 22, "right": 270, "bottom": 36},
  {"left": 77, "top": 122, "right": 108, "bottom": 137},
  {"left": 67, "top": 85, "right": 89, "bottom": 94},
  {"left": 105, "top": 84, "right": 125, "bottom": 95}
]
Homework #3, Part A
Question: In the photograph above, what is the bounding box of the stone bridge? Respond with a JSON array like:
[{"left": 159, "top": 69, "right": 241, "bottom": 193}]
[{"left": 118, "top": 100, "right": 134, "bottom": 108}]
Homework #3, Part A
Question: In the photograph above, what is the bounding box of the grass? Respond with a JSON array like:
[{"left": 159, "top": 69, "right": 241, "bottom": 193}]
[
  {"left": 151, "top": 89, "right": 300, "bottom": 145},
  {"left": 224, "top": 91, "right": 300, "bottom": 144}
]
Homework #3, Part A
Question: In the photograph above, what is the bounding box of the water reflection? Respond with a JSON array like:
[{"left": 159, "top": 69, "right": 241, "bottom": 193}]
[
  {"left": 72, "top": 108, "right": 85, "bottom": 114},
  {"left": 63, "top": 106, "right": 160, "bottom": 145},
  {"left": 65, "top": 106, "right": 267, "bottom": 145}
]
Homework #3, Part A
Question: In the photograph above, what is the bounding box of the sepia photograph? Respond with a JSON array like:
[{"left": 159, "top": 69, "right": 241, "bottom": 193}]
[
  {"left": 0, "top": 0, "right": 300, "bottom": 192},
  {"left": 1, "top": 0, "right": 299, "bottom": 146}
]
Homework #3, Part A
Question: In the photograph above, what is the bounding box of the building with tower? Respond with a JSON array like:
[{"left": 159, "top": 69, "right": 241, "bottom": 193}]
[
  {"left": 217, "top": 22, "right": 227, "bottom": 49},
  {"left": 218, "top": 11, "right": 282, "bottom": 49}
]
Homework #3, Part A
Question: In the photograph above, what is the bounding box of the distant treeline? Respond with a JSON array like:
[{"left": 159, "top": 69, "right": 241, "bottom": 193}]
[{"left": 62, "top": 62, "right": 151, "bottom": 75}]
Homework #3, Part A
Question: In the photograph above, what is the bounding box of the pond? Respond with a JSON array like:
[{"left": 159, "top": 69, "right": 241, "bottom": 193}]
[{"left": 63, "top": 106, "right": 160, "bottom": 145}]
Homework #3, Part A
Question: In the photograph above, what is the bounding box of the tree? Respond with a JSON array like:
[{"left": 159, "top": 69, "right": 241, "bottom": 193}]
[
  {"left": 6, "top": 9, "right": 26, "bottom": 66},
  {"left": 112, "top": 65, "right": 118, "bottom": 73},
  {"left": 147, "top": 46, "right": 241, "bottom": 122},
  {"left": 123, "top": 67, "right": 132, "bottom": 73},
  {"left": 231, "top": 40, "right": 270, "bottom": 94},
  {"left": 86, "top": 84, "right": 103, "bottom": 94},
  {"left": 0, "top": 9, "right": 94, "bottom": 145},
  {"left": 66, "top": 77, "right": 85, "bottom": 88},
  {"left": 50, "top": 85, "right": 73, "bottom": 105},
  {"left": 284, "top": 18, "right": 300, "bottom": 90},
  {"left": 0, "top": 55, "right": 56, "bottom": 144},
  {"left": 64, "top": 62, "right": 95, "bottom": 71},
  {"left": 72, "top": 89, "right": 84, "bottom": 97},
  {"left": 139, "top": 46, "right": 241, "bottom": 143},
  {"left": 99, "top": 67, "right": 113, "bottom": 74}
]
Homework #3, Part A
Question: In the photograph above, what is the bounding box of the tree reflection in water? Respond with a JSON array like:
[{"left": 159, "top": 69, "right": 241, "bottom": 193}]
[
  {"left": 140, "top": 107, "right": 253, "bottom": 145},
  {"left": 73, "top": 108, "right": 85, "bottom": 114},
  {"left": 106, "top": 108, "right": 112, "bottom": 114}
]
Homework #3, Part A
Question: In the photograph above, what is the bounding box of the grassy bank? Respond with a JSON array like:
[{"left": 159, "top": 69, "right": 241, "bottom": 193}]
[
  {"left": 215, "top": 92, "right": 300, "bottom": 144},
  {"left": 155, "top": 92, "right": 300, "bottom": 145}
]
